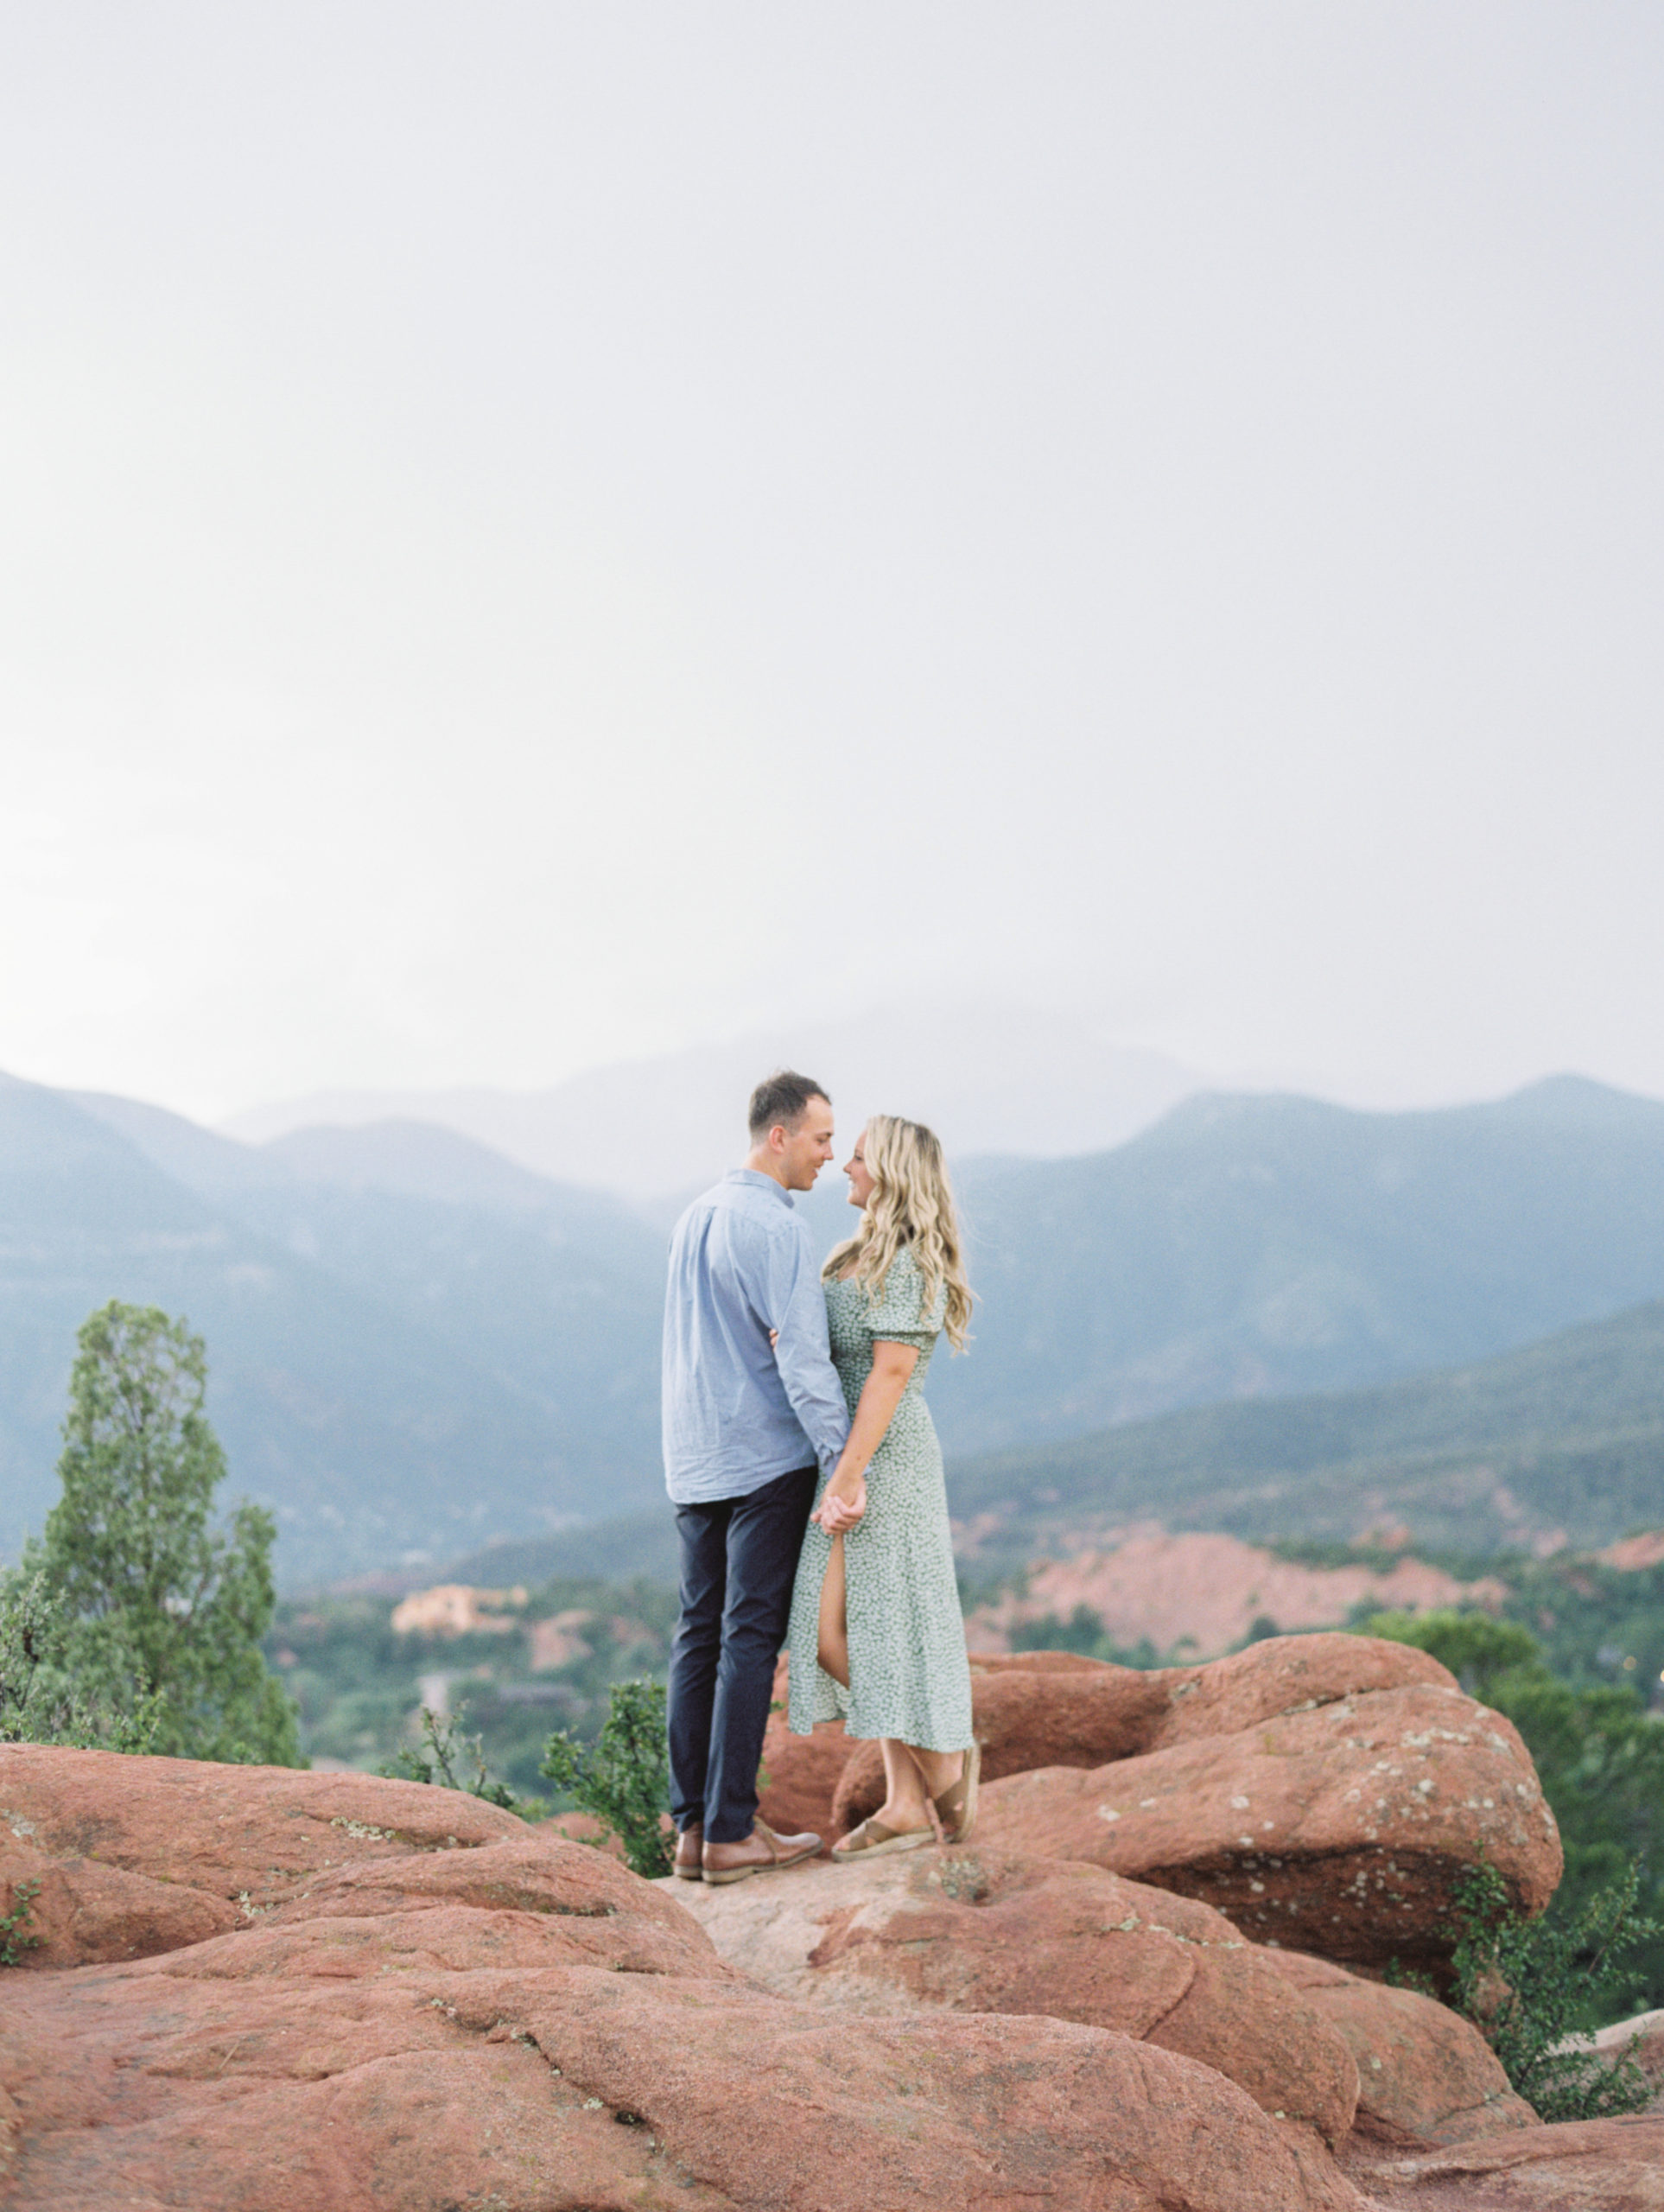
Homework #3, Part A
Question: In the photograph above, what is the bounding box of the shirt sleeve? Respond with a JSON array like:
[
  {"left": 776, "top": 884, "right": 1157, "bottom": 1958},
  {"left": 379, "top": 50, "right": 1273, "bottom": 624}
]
[
  {"left": 862, "top": 1249, "right": 946, "bottom": 1348},
  {"left": 757, "top": 1220, "right": 851, "bottom": 1475}
]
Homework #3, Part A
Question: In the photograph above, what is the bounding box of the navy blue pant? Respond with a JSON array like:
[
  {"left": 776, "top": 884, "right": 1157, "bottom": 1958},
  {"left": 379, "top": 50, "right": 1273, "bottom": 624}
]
[{"left": 667, "top": 1464, "right": 819, "bottom": 1845}]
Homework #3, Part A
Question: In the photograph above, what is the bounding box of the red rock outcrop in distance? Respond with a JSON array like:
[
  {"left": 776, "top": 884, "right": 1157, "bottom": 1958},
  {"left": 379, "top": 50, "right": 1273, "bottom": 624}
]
[{"left": 965, "top": 1527, "right": 1508, "bottom": 1660}]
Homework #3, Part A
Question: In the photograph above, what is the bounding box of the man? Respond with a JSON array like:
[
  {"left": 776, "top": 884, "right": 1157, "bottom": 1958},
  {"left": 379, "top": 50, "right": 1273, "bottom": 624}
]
[{"left": 662, "top": 1069, "right": 850, "bottom": 1883}]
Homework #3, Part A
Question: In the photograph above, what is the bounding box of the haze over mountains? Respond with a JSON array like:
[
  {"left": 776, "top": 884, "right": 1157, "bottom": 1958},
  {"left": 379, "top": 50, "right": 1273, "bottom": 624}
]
[
  {"left": 4, "top": 1056, "right": 1664, "bottom": 1586},
  {"left": 223, "top": 1004, "right": 1205, "bottom": 1196}
]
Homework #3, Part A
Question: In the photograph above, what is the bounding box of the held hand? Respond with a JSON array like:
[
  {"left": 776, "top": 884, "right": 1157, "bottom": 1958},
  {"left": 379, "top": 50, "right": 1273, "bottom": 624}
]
[{"left": 814, "top": 1472, "right": 867, "bottom": 1534}]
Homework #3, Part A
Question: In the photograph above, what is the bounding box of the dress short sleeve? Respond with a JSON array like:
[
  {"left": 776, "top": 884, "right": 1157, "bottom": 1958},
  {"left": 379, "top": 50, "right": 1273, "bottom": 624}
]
[{"left": 862, "top": 1247, "right": 948, "bottom": 1347}]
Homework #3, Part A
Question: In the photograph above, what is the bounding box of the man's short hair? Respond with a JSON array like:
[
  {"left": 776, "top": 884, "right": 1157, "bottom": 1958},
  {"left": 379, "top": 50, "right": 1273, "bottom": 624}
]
[{"left": 748, "top": 1068, "right": 830, "bottom": 1141}]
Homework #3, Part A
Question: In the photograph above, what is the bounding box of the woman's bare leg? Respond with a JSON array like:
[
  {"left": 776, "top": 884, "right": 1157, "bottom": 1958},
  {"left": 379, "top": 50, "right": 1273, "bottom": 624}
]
[
  {"left": 819, "top": 1540, "right": 962, "bottom": 1834},
  {"left": 906, "top": 1745, "right": 963, "bottom": 1798},
  {"left": 867, "top": 1742, "right": 963, "bottom": 1833},
  {"left": 873, "top": 1738, "right": 932, "bottom": 1830},
  {"left": 816, "top": 1535, "right": 849, "bottom": 1689}
]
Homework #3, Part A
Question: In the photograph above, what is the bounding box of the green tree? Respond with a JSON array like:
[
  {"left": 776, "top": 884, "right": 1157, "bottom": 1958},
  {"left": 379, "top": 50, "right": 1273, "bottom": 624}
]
[
  {"left": 0, "top": 1569, "right": 160, "bottom": 1751},
  {"left": 23, "top": 1301, "right": 300, "bottom": 1766}
]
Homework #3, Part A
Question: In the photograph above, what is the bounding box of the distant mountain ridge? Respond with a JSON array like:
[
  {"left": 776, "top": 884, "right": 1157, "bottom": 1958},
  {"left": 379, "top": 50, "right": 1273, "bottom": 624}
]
[
  {"left": 1, "top": 1077, "right": 667, "bottom": 1584},
  {"left": 926, "top": 1073, "right": 1664, "bottom": 1452},
  {"left": 6, "top": 1064, "right": 1664, "bottom": 1586}
]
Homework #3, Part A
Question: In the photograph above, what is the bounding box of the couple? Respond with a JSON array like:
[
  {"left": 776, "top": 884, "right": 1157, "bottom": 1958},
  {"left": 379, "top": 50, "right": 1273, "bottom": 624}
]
[{"left": 662, "top": 1069, "right": 979, "bottom": 1884}]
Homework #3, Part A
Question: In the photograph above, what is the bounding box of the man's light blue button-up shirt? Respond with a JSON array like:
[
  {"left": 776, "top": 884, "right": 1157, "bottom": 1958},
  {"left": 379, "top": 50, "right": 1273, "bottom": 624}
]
[{"left": 662, "top": 1168, "right": 851, "bottom": 1505}]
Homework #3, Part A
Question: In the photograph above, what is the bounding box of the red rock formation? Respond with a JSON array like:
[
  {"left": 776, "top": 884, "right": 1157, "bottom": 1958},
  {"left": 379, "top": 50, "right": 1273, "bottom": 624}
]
[
  {"left": 1596, "top": 1529, "right": 1664, "bottom": 1572},
  {"left": 836, "top": 1633, "right": 1446, "bottom": 1818},
  {"left": 758, "top": 1647, "right": 1130, "bottom": 1840},
  {"left": 674, "top": 1845, "right": 1362, "bottom": 2146},
  {"left": 1264, "top": 1948, "right": 1537, "bottom": 2146},
  {"left": 755, "top": 1656, "right": 852, "bottom": 1840},
  {"left": 1349, "top": 2116, "right": 1664, "bottom": 2206},
  {"left": 827, "top": 1637, "right": 1559, "bottom": 1969},
  {"left": 1586, "top": 2006, "right": 1664, "bottom": 2113},
  {"left": 0, "top": 1744, "right": 1363, "bottom": 2212},
  {"left": 970, "top": 1681, "right": 1559, "bottom": 1970}
]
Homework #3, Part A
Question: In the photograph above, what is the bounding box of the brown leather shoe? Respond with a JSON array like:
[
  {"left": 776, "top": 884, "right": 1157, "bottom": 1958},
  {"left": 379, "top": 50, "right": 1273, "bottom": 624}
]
[
  {"left": 673, "top": 1823, "right": 704, "bottom": 1879},
  {"left": 701, "top": 1818, "right": 822, "bottom": 1885}
]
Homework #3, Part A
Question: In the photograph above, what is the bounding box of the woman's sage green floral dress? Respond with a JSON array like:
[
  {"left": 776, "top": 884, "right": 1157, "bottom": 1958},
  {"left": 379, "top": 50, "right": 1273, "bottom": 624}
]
[{"left": 785, "top": 1247, "right": 974, "bottom": 1751}]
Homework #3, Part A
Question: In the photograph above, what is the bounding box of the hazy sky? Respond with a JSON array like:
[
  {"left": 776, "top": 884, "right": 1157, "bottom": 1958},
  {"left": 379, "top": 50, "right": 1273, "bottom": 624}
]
[{"left": 3, "top": 4, "right": 1661, "bottom": 1122}]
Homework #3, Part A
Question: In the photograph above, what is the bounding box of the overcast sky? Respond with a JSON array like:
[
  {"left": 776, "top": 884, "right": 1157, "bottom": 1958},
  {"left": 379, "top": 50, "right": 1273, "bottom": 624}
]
[{"left": 2, "top": 3, "right": 1660, "bottom": 1123}]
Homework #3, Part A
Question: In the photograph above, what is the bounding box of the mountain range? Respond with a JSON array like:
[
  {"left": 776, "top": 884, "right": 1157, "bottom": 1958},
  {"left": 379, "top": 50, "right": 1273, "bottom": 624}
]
[
  {"left": 0, "top": 1077, "right": 664, "bottom": 1583},
  {"left": 928, "top": 1073, "right": 1664, "bottom": 1451},
  {"left": 4, "top": 1065, "right": 1664, "bottom": 1586}
]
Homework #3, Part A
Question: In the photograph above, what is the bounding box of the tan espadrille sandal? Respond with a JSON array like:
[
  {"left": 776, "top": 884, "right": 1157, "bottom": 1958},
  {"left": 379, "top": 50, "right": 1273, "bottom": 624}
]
[
  {"left": 830, "top": 1817, "right": 934, "bottom": 1862},
  {"left": 930, "top": 1740, "right": 981, "bottom": 1847}
]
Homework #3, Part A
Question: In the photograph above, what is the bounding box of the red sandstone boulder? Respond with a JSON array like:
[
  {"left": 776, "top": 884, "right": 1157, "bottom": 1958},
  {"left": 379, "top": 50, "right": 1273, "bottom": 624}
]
[
  {"left": 0, "top": 1745, "right": 1364, "bottom": 2212},
  {"left": 833, "top": 1634, "right": 1462, "bottom": 1832},
  {"left": 1263, "top": 1948, "right": 1537, "bottom": 2147},
  {"left": 0, "top": 1743, "right": 684, "bottom": 1972},
  {"left": 965, "top": 1676, "right": 1559, "bottom": 1970},
  {"left": 1587, "top": 2008, "right": 1664, "bottom": 2113},
  {"left": 2, "top": 1953, "right": 1364, "bottom": 2212},
  {"left": 1350, "top": 2116, "right": 1664, "bottom": 2207},
  {"left": 0, "top": 1828, "right": 242, "bottom": 1967},
  {"left": 672, "top": 1845, "right": 1362, "bottom": 2147},
  {"left": 0, "top": 1741, "right": 524, "bottom": 1892}
]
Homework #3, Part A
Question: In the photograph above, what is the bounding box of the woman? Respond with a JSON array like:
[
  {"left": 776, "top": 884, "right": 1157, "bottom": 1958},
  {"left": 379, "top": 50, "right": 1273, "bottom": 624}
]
[{"left": 784, "top": 1114, "right": 979, "bottom": 1857}]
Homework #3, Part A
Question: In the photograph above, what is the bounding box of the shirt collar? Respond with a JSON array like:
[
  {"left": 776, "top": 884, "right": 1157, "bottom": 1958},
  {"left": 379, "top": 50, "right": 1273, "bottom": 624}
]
[{"left": 726, "top": 1166, "right": 795, "bottom": 1207}]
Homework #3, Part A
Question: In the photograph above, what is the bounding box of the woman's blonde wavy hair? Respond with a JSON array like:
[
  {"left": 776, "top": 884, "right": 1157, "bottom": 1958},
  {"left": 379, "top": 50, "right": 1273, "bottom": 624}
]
[{"left": 822, "top": 1114, "right": 974, "bottom": 1351}]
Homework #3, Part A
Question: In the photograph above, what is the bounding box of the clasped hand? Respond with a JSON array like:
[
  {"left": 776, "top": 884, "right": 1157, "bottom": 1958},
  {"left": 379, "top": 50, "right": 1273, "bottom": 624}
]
[{"left": 813, "top": 1473, "right": 866, "bottom": 1535}]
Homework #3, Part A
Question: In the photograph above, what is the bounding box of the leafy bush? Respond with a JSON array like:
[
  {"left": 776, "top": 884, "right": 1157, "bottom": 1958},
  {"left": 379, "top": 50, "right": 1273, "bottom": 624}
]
[
  {"left": 379, "top": 1703, "right": 540, "bottom": 1817},
  {"left": 1362, "top": 1606, "right": 1664, "bottom": 2006},
  {"left": 1008, "top": 1604, "right": 1165, "bottom": 1669},
  {"left": 1, "top": 1879, "right": 40, "bottom": 1967},
  {"left": 541, "top": 1677, "right": 671, "bottom": 1878},
  {"left": 1445, "top": 1859, "right": 1658, "bottom": 2121}
]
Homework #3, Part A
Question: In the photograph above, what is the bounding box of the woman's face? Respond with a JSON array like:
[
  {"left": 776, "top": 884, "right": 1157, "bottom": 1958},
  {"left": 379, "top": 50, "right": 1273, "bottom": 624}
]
[{"left": 844, "top": 1128, "right": 876, "bottom": 1210}]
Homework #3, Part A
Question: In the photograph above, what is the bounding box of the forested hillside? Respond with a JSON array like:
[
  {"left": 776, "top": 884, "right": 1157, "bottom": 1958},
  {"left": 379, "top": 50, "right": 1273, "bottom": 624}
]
[{"left": 948, "top": 1295, "right": 1664, "bottom": 1578}]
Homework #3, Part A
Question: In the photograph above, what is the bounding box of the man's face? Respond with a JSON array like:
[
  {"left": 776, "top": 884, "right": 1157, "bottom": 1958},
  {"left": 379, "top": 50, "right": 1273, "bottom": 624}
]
[{"left": 777, "top": 1096, "right": 836, "bottom": 1191}]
